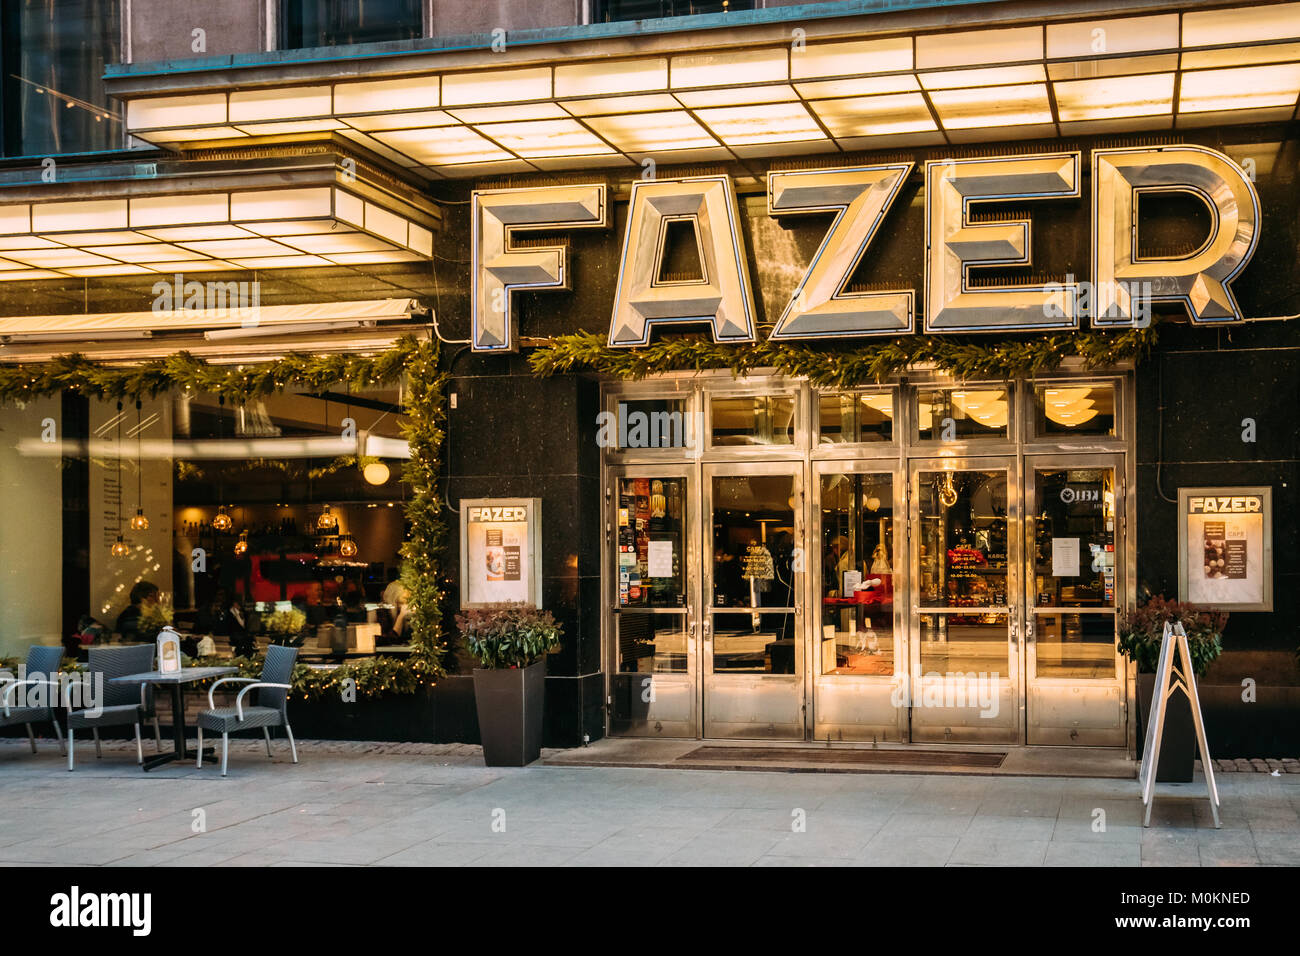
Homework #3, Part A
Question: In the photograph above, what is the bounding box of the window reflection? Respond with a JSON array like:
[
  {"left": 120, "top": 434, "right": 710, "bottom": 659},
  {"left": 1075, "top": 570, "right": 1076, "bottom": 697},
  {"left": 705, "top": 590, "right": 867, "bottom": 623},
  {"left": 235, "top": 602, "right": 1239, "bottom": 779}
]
[
  {"left": 819, "top": 473, "right": 894, "bottom": 675},
  {"left": 917, "top": 469, "right": 1009, "bottom": 608},
  {"left": 1033, "top": 384, "right": 1116, "bottom": 436},
  {"left": 1031, "top": 468, "right": 1115, "bottom": 607},
  {"left": 818, "top": 391, "right": 893, "bottom": 444},
  {"left": 710, "top": 395, "right": 795, "bottom": 446},
  {"left": 712, "top": 611, "right": 795, "bottom": 674},
  {"left": 916, "top": 387, "right": 1010, "bottom": 440},
  {"left": 5, "top": 0, "right": 122, "bottom": 156},
  {"left": 281, "top": 0, "right": 423, "bottom": 48}
]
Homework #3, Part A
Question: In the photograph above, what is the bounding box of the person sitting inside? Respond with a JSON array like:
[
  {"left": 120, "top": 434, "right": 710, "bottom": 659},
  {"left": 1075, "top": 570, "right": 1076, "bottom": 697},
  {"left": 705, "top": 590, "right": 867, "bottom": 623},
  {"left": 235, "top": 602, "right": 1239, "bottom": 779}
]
[
  {"left": 341, "top": 583, "right": 367, "bottom": 624},
  {"left": 380, "top": 568, "right": 410, "bottom": 643},
  {"left": 195, "top": 587, "right": 253, "bottom": 657},
  {"left": 115, "top": 581, "right": 160, "bottom": 641}
]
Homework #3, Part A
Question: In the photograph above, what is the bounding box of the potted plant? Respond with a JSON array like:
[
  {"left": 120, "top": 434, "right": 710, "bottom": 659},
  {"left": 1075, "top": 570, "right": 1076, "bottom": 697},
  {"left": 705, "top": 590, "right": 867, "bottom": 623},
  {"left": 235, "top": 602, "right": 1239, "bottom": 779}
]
[
  {"left": 265, "top": 608, "right": 307, "bottom": 647},
  {"left": 138, "top": 597, "right": 174, "bottom": 643},
  {"left": 1118, "top": 595, "right": 1226, "bottom": 782},
  {"left": 457, "top": 603, "right": 562, "bottom": 767}
]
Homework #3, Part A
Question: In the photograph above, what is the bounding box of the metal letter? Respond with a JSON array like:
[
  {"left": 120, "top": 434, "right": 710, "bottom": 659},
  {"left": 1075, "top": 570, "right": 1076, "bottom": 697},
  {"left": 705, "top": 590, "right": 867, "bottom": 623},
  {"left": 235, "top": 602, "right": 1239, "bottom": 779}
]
[
  {"left": 1092, "top": 146, "right": 1259, "bottom": 326},
  {"left": 608, "top": 176, "right": 756, "bottom": 347},
  {"left": 471, "top": 184, "right": 607, "bottom": 352},
  {"left": 768, "top": 163, "right": 914, "bottom": 339},
  {"left": 925, "top": 153, "right": 1081, "bottom": 332}
]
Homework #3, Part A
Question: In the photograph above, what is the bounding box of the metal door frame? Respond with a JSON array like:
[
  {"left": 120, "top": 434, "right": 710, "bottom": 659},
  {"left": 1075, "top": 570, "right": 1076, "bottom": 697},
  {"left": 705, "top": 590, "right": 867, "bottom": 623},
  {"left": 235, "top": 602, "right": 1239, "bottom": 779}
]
[
  {"left": 604, "top": 461, "right": 700, "bottom": 738},
  {"left": 810, "top": 456, "right": 909, "bottom": 742},
  {"left": 701, "top": 457, "right": 807, "bottom": 739},
  {"left": 1022, "top": 451, "right": 1128, "bottom": 746},
  {"left": 906, "top": 454, "right": 1024, "bottom": 745}
]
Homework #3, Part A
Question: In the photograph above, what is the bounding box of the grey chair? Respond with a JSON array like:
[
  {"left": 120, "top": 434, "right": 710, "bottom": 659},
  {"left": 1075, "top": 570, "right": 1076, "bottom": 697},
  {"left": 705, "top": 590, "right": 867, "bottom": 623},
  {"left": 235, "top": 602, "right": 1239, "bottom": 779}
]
[
  {"left": 197, "top": 645, "right": 299, "bottom": 777},
  {"left": 0, "top": 645, "right": 67, "bottom": 756},
  {"left": 66, "top": 643, "right": 156, "bottom": 771}
]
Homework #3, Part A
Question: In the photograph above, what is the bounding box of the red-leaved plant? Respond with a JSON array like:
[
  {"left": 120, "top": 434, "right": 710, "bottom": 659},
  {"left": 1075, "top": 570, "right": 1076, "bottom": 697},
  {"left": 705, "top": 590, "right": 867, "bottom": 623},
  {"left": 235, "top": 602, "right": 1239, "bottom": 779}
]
[{"left": 1117, "top": 595, "right": 1227, "bottom": 676}]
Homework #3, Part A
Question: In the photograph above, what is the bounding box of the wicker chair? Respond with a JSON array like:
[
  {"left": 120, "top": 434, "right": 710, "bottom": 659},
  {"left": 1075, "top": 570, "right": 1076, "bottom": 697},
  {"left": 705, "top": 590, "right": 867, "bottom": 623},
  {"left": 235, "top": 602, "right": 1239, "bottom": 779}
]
[
  {"left": 66, "top": 643, "right": 156, "bottom": 771},
  {"left": 197, "top": 645, "right": 299, "bottom": 777},
  {"left": 0, "top": 645, "right": 67, "bottom": 756}
]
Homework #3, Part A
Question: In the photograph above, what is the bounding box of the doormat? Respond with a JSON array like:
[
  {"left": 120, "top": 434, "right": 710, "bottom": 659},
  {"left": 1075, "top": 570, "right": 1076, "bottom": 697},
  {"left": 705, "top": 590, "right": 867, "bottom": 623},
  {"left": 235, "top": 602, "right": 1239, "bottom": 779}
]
[{"left": 677, "top": 746, "right": 1007, "bottom": 770}]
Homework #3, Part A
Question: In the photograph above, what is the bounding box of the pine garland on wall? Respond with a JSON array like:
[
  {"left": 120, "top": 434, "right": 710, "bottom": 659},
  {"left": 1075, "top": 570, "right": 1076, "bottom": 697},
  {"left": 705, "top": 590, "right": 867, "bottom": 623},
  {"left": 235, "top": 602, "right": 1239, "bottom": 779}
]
[
  {"left": 529, "top": 327, "right": 1159, "bottom": 385},
  {"left": 0, "top": 335, "right": 449, "bottom": 695}
]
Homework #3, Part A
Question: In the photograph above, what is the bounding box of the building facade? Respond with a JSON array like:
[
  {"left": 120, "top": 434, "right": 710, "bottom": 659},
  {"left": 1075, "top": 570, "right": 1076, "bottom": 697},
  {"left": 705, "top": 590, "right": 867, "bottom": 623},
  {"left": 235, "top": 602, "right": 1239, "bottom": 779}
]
[{"left": 0, "top": 0, "right": 1296, "bottom": 754}]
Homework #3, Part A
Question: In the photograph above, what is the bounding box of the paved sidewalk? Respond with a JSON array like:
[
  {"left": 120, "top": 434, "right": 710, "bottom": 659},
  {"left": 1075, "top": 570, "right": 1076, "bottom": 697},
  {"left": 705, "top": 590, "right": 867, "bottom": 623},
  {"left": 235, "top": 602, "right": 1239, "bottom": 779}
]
[{"left": 1, "top": 738, "right": 1296, "bottom": 866}]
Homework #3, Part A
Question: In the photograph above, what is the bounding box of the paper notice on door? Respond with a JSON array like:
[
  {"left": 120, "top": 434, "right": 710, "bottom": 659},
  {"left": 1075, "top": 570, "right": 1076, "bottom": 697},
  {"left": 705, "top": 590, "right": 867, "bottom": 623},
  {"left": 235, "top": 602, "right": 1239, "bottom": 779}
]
[
  {"left": 1052, "top": 537, "right": 1081, "bottom": 578},
  {"left": 647, "top": 539, "right": 673, "bottom": 578}
]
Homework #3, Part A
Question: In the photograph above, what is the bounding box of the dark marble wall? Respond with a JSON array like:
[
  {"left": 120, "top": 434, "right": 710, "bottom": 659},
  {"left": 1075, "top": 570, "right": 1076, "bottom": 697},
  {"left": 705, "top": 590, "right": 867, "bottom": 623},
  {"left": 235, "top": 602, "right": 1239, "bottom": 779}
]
[
  {"left": 441, "top": 349, "right": 604, "bottom": 747},
  {"left": 1135, "top": 320, "right": 1300, "bottom": 655}
]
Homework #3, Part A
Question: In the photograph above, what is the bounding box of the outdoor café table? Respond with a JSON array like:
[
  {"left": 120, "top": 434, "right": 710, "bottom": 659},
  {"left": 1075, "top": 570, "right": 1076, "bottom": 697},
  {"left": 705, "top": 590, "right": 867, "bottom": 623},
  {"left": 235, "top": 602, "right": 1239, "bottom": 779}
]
[{"left": 110, "top": 666, "right": 237, "bottom": 771}]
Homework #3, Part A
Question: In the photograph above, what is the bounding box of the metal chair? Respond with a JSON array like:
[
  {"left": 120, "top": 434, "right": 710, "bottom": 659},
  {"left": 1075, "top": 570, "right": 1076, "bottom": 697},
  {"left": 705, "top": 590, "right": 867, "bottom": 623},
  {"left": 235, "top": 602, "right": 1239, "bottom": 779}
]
[
  {"left": 197, "top": 645, "right": 299, "bottom": 777},
  {"left": 0, "top": 645, "right": 67, "bottom": 756},
  {"left": 66, "top": 643, "right": 156, "bottom": 771}
]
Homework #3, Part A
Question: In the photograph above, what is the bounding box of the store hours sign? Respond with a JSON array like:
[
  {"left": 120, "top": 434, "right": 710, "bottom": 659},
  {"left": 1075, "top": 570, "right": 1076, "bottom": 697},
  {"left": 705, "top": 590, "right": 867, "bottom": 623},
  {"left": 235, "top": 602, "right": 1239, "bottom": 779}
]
[{"left": 470, "top": 145, "right": 1261, "bottom": 352}]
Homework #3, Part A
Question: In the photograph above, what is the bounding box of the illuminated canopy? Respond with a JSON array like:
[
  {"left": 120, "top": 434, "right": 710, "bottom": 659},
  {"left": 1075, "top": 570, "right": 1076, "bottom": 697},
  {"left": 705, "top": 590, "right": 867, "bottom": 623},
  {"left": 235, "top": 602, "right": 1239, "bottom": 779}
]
[{"left": 107, "top": 2, "right": 1300, "bottom": 180}]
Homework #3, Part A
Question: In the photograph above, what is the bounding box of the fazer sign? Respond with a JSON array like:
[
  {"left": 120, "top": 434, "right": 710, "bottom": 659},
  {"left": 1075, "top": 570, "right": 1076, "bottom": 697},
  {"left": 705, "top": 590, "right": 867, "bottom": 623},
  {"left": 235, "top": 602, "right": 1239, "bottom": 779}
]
[{"left": 470, "top": 145, "right": 1260, "bottom": 352}]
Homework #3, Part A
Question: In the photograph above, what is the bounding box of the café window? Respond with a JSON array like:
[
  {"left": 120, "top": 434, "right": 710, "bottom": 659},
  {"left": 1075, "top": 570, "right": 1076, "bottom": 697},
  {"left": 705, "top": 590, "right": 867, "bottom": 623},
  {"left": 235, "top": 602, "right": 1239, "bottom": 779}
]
[
  {"left": 2, "top": 384, "right": 415, "bottom": 665},
  {"left": 817, "top": 390, "right": 894, "bottom": 445},
  {"left": 710, "top": 393, "right": 796, "bottom": 447},
  {"left": 281, "top": 0, "right": 423, "bottom": 49},
  {"left": 915, "top": 386, "right": 1011, "bottom": 441},
  {"left": 596, "top": 0, "right": 754, "bottom": 22},
  {"left": 1, "top": 0, "right": 123, "bottom": 156},
  {"left": 1032, "top": 383, "right": 1117, "bottom": 437}
]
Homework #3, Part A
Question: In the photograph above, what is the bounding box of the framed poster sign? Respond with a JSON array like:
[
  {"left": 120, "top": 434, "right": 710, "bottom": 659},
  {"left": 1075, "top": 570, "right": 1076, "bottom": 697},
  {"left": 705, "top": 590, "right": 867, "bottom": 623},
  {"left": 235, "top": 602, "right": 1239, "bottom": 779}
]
[
  {"left": 1178, "top": 487, "right": 1272, "bottom": 612},
  {"left": 459, "top": 498, "right": 542, "bottom": 609}
]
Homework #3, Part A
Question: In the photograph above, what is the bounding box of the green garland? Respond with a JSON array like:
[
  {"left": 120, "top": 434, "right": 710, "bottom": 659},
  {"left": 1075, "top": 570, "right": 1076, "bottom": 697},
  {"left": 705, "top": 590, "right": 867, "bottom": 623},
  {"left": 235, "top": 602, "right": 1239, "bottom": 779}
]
[
  {"left": 397, "top": 340, "right": 449, "bottom": 668},
  {"left": 175, "top": 453, "right": 383, "bottom": 484},
  {"left": 0, "top": 341, "right": 420, "bottom": 403},
  {"left": 0, "top": 334, "right": 449, "bottom": 690},
  {"left": 529, "top": 327, "right": 1159, "bottom": 386},
  {"left": 193, "top": 654, "right": 441, "bottom": 702}
]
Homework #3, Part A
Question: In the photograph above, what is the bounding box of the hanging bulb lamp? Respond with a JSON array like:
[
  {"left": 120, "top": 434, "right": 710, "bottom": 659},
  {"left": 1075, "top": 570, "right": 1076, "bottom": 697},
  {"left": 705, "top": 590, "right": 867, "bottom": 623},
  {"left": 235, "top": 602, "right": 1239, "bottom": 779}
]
[
  {"left": 212, "top": 506, "right": 233, "bottom": 532},
  {"left": 111, "top": 535, "right": 130, "bottom": 558},
  {"left": 316, "top": 504, "right": 338, "bottom": 531},
  {"left": 130, "top": 508, "right": 150, "bottom": 531},
  {"left": 339, "top": 533, "right": 358, "bottom": 558},
  {"left": 363, "top": 461, "right": 391, "bottom": 485},
  {"left": 233, "top": 530, "right": 248, "bottom": 556}
]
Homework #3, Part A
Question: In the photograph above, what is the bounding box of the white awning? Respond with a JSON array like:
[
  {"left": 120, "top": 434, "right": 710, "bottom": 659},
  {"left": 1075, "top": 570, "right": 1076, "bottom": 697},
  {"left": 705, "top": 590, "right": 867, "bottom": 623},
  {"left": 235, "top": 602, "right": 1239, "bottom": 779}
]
[
  {"left": 0, "top": 186, "right": 436, "bottom": 281},
  {"left": 111, "top": 2, "right": 1300, "bottom": 178},
  {"left": 0, "top": 298, "right": 429, "bottom": 363},
  {"left": 0, "top": 297, "right": 420, "bottom": 338}
]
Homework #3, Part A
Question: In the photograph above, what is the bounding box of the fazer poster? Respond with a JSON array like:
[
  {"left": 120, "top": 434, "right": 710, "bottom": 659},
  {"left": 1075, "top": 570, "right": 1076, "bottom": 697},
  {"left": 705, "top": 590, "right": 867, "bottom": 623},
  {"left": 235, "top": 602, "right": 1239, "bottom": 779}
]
[
  {"left": 1179, "top": 488, "right": 1272, "bottom": 611},
  {"left": 460, "top": 499, "right": 540, "bottom": 607}
]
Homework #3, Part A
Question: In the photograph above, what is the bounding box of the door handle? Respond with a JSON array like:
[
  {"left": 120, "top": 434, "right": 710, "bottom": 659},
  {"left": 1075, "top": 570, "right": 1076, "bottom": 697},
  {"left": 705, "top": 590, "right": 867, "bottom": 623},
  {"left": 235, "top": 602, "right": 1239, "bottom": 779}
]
[{"left": 702, "top": 619, "right": 712, "bottom": 642}]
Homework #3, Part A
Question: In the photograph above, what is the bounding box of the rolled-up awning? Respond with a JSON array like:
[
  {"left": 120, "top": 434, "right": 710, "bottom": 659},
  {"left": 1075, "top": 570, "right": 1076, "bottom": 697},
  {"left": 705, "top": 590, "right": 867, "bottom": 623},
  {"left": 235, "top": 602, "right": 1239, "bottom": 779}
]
[{"left": 0, "top": 297, "right": 430, "bottom": 363}]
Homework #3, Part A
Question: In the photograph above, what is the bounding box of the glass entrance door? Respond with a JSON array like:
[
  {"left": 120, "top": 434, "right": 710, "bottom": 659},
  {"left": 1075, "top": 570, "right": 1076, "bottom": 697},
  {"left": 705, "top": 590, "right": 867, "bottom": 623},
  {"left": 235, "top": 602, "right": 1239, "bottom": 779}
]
[
  {"left": 607, "top": 466, "right": 697, "bottom": 737},
  {"left": 812, "top": 462, "right": 905, "bottom": 741},
  {"left": 908, "top": 458, "right": 1021, "bottom": 744},
  {"left": 1025, "top": 457, "right": 1126, "bottom": 745},
  {"left": 703, "top": 462, "right": 805, "bottom": 738}
]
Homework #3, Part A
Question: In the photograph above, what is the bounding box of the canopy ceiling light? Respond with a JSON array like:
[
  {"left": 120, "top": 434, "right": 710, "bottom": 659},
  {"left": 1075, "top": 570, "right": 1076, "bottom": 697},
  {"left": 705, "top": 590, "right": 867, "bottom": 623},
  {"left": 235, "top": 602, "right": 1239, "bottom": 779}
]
[
  {"left": 0, "top": 187, "right": 434, "bottom": 280},
  {"left": 110, "top": 2, "right": 1300, "bottom": 178}
]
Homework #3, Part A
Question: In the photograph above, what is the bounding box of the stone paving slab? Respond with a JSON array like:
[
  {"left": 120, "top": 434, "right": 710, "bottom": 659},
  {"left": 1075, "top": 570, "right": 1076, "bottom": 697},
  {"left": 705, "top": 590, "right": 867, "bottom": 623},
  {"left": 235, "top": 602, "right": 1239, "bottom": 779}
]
[{"left": 1, "top": 738, "right": 1296, "bottom": 867}]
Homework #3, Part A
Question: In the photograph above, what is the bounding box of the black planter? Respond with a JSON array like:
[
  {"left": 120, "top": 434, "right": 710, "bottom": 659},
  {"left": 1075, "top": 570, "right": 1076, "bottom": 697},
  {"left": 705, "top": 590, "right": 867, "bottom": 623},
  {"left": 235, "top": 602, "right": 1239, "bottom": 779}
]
[
  {"left": 1137, "top": 672, "right": 1196, "bottom": 783},
  {"left": 473, "top": 660, "right": 546, "bottom": 767}
]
